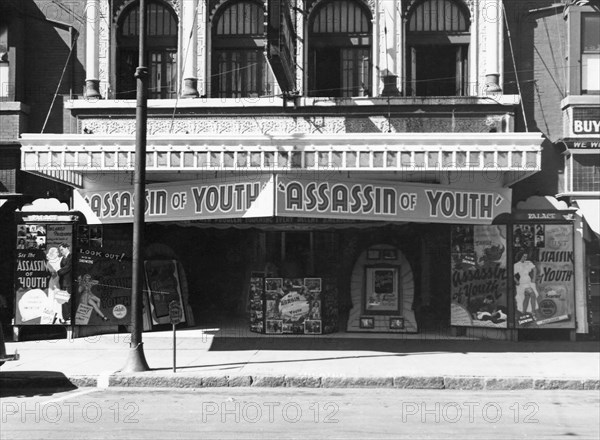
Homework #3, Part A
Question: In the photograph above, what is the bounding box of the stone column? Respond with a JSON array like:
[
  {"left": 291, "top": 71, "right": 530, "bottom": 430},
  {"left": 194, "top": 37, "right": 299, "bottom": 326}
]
[
  {"left": 85, "top": 0, "right": 101, "bottom": 98},
  {"left": 483, "top": 0, "right": 502, "bottom": 93},
  {"left": 379, "top": 0, "right": 400, "bottom": 96},
  {"left": 181, "top": 0, "right": 199, "bottom": 98}
]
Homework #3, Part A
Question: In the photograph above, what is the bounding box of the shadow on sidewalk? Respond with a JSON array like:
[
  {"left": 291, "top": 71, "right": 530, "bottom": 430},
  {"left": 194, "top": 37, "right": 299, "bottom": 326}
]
[
  {"left": 205, "top": 336, "right": 600, "bottom": 353},
  {"left": 149, "top": 351, "right": 425, "bottom": 372},
  {"left": 0, "top": 371, "right": 78, "bottom": 397}
]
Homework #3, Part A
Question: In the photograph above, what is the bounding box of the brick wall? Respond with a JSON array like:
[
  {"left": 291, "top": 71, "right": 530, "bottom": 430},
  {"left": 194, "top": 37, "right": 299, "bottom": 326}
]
[
  {"left": 504, "top": 0, "right": 566, "bottom": 202},
  {"left": 0, "top": 107, "right": 28, "bottom": 142},
  {"left": 21, "top": 0, "right": 87, "bottom": 133}
]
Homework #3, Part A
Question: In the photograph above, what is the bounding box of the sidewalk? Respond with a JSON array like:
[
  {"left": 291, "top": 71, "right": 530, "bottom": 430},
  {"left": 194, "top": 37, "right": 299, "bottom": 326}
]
[{"left": 1, "top": 324, "right": 599, "bottom": 391}]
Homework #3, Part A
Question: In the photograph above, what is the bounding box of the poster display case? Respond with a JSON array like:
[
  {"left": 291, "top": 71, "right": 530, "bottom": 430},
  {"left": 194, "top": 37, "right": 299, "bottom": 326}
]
[
  {"left": 74, "top": 225, "right": 133, "bottom": 326},
  {"left": 450, "top": 213, "right": 576, "bottom": 331},
  {"left": 512, "top": 222, "right": 575, "bottom": 329},
  {"left": 450, "top": 225, "right": 509, "bottom": 328},
  {"left": 14, "top": 212, "right": 82, "bottom": 326},
  {"left": 144, "top": 260, "right": 186, "bottom": 326},
  {"left": 248, "top": 276, "right": 334, "bottom": 334}
]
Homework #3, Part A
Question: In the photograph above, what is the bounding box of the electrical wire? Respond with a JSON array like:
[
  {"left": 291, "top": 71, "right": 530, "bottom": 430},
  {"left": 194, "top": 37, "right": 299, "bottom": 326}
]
[
  {"left": 503, "top": 1, "right": 529, "bottom": 132},
  {"left": 41, "top": 32, "right": 78, "bottom": 134}
]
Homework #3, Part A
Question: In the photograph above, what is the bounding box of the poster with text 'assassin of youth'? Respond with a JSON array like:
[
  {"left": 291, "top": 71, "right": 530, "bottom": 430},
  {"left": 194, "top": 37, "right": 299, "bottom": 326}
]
[
  {"left": 451, "top": 225, "right": 508, "bottom": 328},
  {"left": 15, "top": 224, "right": 73, "bottom": 325}
]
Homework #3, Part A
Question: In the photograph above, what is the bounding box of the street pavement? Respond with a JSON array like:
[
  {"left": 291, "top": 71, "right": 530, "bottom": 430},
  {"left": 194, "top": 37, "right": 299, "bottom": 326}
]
[{"left": 1, "top": 323, "right": 599, "bottom": 391}]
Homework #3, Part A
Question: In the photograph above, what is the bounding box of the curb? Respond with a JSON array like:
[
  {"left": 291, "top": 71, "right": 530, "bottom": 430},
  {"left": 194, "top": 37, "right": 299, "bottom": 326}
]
[{"left": 2, "top": 373, "right": 599, "bottom": 391}]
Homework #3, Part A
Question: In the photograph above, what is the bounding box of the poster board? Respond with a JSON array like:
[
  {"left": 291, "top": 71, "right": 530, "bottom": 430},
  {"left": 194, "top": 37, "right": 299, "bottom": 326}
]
[
  {"left": 248, "top": 275, "right": 265, "bottom": 333},
  {"left": 364, "top": 266, "right": 401, "bottom": 314},
  {"left": 262, "top": 277, "right": 322, "bottom": 334},
  {"left": 450, "top": 225, "right": 509, "bottom": 328},
  {"left": 512, "top": 223, "right": 575, "bottom": 329},
  {"left": 74, "top": 225, "right": 132, "bottom": 326},
  {"left": 144, "top": 260, "right": 186, "bottom": 326},
  {"left": 14, "top": 216, "right": 77, "bottom": 325}
]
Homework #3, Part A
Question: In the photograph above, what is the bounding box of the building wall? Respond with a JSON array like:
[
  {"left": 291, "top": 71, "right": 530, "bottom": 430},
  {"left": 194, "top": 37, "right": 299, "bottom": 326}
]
[{"left": 504, "top": 0, "right": 568, "bottom": 203}]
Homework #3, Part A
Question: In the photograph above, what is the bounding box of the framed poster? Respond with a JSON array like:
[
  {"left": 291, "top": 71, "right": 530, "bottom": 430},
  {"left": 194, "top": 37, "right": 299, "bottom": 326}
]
[
  {"left": 389, "top": 317, "right": 404, "bottom": 330},
  {"left": 512, "top": 223, "right": 575, "bottom": 329},
  {"left": 450, "top": 225, "right": 508, "bottom": 328},
  {"left": 14, "top": 223, "right": 74, "bottom": 325},
  {"left": 144, "top": 260, "right": 186, "bottom": 325},
  {"left": 367, "top": 249, "right": 381, "bottom": 260},
  {"left": 359, "top": 317, "right": 375, "bottom": 329},
  {"left": 364, "top": 266, "right": 401, "bottom": 314}
]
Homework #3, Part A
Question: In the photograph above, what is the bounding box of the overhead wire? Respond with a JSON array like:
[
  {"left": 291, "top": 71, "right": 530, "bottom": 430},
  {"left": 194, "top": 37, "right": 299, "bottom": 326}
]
[
  {"left": 42, "top": 32, "right": 78, "bottom": 133},
  {"left": 502, "top": 1, "right": 529, "bottom": 132}
]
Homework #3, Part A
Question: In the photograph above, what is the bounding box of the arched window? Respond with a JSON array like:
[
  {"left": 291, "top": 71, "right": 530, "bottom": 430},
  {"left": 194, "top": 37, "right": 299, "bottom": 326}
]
[
  {"left": 211, "top": 1, "right": 274, "bottom": 98},
  {"left": 308, "top": 0, "right": 372, "bottom": 97},
  {"left": 116, "top": 0, "right": 178, "bottom": 99},
  {"left": 406, "top": 0, "right": 470, "bottom": 96}
]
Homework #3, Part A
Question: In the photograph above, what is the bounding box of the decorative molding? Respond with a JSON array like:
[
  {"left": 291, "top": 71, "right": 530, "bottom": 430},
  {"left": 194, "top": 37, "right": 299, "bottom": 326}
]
[
  {"left": 402, "top": 0, "right": 474, "bottom": 19},
  {"left": 20, "top": 132, "right": 542, "bottom": 177},
  {"left": 113, "top": 0, "right": 181, "bottom": 23},
  {"left": 76, "top": 114, "right": 513, "bottom": 136},
  {"left": 98, "top": 0, "right": 110, "bottom": 97},
  {"left": 307, "top": 0, "right": 375, "bottom": 19}
]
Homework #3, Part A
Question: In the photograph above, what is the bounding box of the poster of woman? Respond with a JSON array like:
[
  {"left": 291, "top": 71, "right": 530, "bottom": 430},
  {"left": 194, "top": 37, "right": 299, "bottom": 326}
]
[{"left": 512, "top": 223, "right": 575, "bottom": 328}]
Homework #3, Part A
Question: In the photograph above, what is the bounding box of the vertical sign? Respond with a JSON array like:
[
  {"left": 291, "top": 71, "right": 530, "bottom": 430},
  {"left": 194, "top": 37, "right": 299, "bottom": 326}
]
[
  {"left": 512, "top": 223, "right": 575, "bottom": 328},
  {"left": 451, "top": 225, "right": 508, "bottom": 328}
]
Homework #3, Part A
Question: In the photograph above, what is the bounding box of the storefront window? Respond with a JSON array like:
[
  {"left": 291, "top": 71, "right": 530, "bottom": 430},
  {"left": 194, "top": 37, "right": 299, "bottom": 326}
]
[{"left": 582, "top": 14, "right": 600, "bottom": 94}]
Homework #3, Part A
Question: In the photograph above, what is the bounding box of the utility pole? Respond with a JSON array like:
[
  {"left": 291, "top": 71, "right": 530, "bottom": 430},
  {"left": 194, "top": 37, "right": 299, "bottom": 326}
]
[{"left": 122, "top": 0, "right": 150, "bottom": 372}]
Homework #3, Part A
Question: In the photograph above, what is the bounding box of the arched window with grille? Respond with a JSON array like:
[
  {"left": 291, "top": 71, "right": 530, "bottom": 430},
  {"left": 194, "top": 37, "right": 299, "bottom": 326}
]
[
  {"left": 406, "top": 0, "right": 470, "bottom": 96},
  {"left": 211, "top": 0, "right": 274, "bottom": 98},
  {"left": 307, "top": 0, "right": 372, "bottom": 97},
  {"left": 116, "top": 0, "right": 178, "bottom": 99}
]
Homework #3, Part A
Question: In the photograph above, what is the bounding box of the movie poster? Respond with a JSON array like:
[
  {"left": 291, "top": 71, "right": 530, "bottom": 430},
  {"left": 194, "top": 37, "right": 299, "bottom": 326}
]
[
  {"left": 263, "top": 278, "right": 322, "bottom": 334},
  {"left": 248, "top": 275, "right": 264, "bottom": 333},
  {"left": 451, "top": 225, "right": 508, "bottom": 328},
  {"left": 364, "top": 268, "right": 399, "bottom": 313},
  {"left": 144, "top": 260, "right": 186, "bottom": 325},
  {"left": 15, "top": 224, "right": 73, "bottom": 325},
  {"left": 513, "top": 223, "right": 575, "bottom": 328},
  {"left": 75, "top": 225, "right": 132, "bottom": 325}
]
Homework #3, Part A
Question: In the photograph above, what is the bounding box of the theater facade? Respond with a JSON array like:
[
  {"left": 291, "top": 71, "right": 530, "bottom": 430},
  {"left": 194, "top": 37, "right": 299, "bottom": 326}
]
[{"left": 11, "top": 0, "right": 594, "bottom": 339}]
